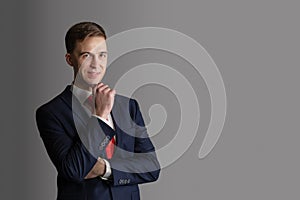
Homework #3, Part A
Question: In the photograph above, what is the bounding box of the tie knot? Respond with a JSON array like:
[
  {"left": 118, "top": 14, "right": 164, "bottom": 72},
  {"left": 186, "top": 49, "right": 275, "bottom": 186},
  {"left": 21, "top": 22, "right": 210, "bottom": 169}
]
[
  {"left": 87, "top": 95, "right": 94, "bottom": 104},
  {"left": 84, "top": 95, "right": 94, "bottom": 112}
]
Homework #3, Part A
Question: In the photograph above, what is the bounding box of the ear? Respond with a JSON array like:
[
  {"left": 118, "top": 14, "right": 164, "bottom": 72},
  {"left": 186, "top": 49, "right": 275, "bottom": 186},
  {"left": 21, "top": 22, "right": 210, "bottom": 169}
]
[{"left": 65, "top": 53, "right": 73, "bottom": 66}]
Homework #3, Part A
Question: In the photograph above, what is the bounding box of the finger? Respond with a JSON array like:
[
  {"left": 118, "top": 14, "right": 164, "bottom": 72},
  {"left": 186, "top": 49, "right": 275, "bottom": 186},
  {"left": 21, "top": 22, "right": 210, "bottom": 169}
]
[
  {"left": 98, "top": 83, "right": 109, "bottom": 90},
  {"left": 108, "top": 89, "right": 116, "bottom": 97},
  {"left": 94, "top": 83, "right": 104, "bottom": 93},
  {"left": 96, "top": 82, "right": 104, "bottom": 89},
  {"left": 102, "top": 87, "right": 112, "bottom": 94},
  {"left": 97, "top": 85, "right": 109, "bottom": 92}
]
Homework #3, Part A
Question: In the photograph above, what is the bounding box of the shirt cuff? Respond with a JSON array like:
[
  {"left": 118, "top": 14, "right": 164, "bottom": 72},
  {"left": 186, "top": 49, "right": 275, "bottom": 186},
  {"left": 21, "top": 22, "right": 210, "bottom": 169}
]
[
  {"left": 100, "top": 159, "right": 112, "bottom": 180},
  {"left": 92, "top": 114, "right": 110, "bottom": 126}
]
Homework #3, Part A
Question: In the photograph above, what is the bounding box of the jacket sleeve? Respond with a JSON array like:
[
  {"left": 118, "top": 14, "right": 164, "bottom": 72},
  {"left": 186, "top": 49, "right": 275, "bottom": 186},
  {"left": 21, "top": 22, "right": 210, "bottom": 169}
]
[
  {"left": 109, "top": 99, "right": 161, "bottom": 186},
  {"left": 36, "top": 106, "right": 104, "bottom": 183}
]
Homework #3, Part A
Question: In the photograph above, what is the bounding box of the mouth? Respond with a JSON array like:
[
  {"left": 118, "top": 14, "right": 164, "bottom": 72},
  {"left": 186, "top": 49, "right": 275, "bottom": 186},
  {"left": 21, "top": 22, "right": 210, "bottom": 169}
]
[{"left": 87, "top": 71, "right": 101, "bottom": 78}]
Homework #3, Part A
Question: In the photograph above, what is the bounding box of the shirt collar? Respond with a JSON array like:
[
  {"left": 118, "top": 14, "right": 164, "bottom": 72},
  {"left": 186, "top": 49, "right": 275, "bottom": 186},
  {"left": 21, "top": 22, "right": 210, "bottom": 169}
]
[{"left": 72, "top": 84, "right": 92, "bottom": 105}]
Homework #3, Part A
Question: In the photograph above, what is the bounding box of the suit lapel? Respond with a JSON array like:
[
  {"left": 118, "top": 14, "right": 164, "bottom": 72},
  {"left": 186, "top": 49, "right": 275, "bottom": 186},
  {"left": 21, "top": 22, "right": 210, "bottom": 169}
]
[
  {"left": 60, "top": 85, "right": 90, "bottom": 127},
  {"left": 111, "top": 96, "right": 136, "bottom": 148}
]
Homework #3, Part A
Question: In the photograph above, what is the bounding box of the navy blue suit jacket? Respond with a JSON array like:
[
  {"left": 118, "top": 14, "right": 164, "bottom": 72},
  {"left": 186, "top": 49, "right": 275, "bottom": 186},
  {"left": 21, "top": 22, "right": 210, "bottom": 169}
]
[{"left": 36, "top": 86, "right": 160, "bottom": 200}]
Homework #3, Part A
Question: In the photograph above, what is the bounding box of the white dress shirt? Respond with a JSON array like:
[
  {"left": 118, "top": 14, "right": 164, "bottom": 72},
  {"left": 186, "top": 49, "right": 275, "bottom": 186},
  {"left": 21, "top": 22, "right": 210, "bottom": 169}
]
[{"left": 72, "top": 85, "right": 113, "bottom": 179}]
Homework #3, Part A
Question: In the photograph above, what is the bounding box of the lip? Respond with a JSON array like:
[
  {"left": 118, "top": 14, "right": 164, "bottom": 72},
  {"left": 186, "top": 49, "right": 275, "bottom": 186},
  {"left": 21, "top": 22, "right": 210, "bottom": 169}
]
[{"left": 87, "top": 71, "right": 100, "bottom": 78}]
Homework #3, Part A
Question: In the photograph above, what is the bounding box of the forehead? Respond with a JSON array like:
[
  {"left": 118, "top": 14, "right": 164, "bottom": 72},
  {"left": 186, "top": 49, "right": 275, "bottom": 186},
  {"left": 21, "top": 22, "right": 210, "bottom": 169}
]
[{"left": 74, "top": 36, "right": 107, "bottom": 53}]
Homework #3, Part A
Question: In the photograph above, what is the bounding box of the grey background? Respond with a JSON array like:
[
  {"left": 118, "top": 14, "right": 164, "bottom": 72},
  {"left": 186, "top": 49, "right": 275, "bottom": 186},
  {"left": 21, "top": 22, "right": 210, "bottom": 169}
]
[{"left": 2, "top": 0, "right": 300, "bottom": 199}]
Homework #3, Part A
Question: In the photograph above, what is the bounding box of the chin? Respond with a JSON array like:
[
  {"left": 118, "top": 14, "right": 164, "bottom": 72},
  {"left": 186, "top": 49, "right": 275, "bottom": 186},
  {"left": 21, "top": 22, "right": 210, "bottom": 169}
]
[
  {"left": 86, "top": 78, "right": 101, "bottom": 85},
  {"left": 85, "top": 81, "right": 98, "bottom": 86}
]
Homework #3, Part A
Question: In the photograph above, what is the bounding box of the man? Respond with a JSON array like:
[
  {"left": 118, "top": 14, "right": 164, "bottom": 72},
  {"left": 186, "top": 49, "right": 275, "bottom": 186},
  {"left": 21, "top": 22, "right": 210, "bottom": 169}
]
[{"left": 36, "top": 22, "right": 160, "bottom": 200}]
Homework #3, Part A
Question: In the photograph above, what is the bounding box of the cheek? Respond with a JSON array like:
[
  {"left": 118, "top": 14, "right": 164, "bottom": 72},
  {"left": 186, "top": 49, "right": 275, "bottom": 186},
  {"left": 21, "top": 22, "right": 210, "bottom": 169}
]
[
  {"left": 103, "top": 61, "right": 107, "bottom": 68},
  {"left": 76, "top": 65, "right": 88, "bottom": 77},
  {"left": 78, "top": 60, "right": 91, "bottom": 71}
]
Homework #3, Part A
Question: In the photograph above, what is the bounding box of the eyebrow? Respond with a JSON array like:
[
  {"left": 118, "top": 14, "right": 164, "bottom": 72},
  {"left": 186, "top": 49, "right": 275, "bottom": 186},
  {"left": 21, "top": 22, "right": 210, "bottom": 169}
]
[{"left": 79, "top": 51, "right": 107, "bottom": 56}]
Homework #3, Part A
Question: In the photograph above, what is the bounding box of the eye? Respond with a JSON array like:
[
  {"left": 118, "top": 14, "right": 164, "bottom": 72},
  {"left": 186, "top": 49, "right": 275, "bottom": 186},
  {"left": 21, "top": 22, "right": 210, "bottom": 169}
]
[
  {"left": 82, "top": 53, "right": 90, "bottom": 59},
  {"left": 99, "top": 52, "right": 107, "bottom": 58}
]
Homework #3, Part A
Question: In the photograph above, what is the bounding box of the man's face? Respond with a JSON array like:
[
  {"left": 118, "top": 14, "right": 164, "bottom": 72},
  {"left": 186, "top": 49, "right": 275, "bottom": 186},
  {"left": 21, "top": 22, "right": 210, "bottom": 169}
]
[{"left": 67, "top": 36, "right": 107, "bottom": 90}]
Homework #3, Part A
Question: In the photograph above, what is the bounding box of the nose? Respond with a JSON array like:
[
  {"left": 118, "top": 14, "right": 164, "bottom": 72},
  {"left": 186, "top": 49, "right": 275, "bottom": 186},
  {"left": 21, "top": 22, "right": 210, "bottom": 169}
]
[{"left": 90, "top": 56, "right": 100, "bottom": 68}]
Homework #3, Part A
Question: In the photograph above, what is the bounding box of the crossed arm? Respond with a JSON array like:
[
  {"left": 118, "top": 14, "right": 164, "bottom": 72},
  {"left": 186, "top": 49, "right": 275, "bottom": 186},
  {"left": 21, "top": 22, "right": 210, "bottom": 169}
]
[{"left": 36, "top": 97, "right": 160, "bottom": 186}]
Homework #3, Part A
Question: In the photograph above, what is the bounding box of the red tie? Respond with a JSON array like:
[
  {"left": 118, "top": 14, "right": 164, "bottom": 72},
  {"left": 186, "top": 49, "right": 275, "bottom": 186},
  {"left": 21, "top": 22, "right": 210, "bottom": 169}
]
[
  {"left": 105, "top": 117, "right": 115, "bottom": 159},
  {"left": 83, "top": 95, "right": 94, "bottom": 113},
  {"left": 106, "top": 136, "right": 116, "bottom": 159}
]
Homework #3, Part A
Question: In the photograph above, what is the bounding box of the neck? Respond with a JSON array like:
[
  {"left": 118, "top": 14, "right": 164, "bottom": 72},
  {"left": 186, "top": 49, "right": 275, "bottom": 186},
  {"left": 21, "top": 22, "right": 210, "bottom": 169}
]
[{"left": 73, "top": 81, "right": 93, "bottom": 92}]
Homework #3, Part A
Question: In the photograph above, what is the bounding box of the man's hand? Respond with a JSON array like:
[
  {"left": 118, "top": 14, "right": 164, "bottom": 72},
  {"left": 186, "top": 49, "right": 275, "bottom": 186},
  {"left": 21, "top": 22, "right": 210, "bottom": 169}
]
[
  {"left": 93, "top": 83, "right": 116, "bottom": 119},
  {"left": 85, "top": 157, "right": 106, "bottom": 179}
]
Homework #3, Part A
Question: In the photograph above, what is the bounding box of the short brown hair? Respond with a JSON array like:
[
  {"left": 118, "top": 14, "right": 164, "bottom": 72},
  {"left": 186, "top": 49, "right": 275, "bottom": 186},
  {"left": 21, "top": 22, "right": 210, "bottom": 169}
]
[{"left": 65, "top": 22, "right": 106, "bottom": 53}]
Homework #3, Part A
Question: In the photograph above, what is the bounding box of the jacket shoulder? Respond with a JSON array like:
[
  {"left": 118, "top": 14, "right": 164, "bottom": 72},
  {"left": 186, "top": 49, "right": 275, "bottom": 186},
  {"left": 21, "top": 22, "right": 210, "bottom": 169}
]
[
  {"left": 115, "top": 94, "right": 137, "bottom": 105},
  {"left": 36, "top": 86, "right": 71, "bottom": 114}
]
